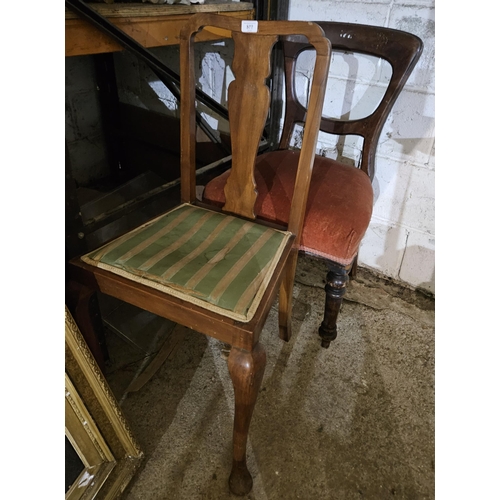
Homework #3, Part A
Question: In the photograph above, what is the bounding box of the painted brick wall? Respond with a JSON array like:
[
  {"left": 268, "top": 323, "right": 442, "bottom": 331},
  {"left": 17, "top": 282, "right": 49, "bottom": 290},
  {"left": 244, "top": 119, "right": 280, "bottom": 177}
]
[{"left": 288, "top": 0, "right": 435, "bottom": 293}]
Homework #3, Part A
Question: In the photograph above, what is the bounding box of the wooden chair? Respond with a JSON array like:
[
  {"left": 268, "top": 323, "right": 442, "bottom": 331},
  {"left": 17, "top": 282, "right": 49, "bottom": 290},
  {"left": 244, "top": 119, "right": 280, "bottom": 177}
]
[
  {"left": 203, "top": 22, "right": 423, "bottom": 348},
  {"left": 67, "top": 14, "right": 331, "bottom": 496}
]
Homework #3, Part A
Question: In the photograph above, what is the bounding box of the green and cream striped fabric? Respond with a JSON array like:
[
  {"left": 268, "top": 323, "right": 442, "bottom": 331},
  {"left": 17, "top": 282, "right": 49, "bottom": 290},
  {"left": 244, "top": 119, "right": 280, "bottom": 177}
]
[{"left": 82, "top": 204, "right": 291, "bottom": 322}]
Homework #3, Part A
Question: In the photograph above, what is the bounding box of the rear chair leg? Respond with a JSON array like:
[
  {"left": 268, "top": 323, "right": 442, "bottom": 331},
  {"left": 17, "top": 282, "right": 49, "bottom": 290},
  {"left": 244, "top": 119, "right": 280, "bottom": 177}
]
[
  {"left": 227, "top": 343, "right": 266, "bottom": 496},
  {"left": 318, "top": 263, "right": 349, "bottom": 348},
  {"left": 349, "top": 254, "right": 358, "bottom": 280},
  {"left": 278, "top": 251, "right": 299, "bottom": 342},
  {"left": 278, "top": 264, "right": 294, "bottom": 341}
]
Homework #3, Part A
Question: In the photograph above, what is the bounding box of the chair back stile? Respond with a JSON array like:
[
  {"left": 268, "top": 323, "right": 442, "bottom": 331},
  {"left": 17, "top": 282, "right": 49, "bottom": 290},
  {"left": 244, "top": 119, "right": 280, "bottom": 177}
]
[
  {"left": 179, "top": 21, "right": 197, "bottom": 205},
  {"left": 286, "top": 39, "right": 330, "bottom": 242}
]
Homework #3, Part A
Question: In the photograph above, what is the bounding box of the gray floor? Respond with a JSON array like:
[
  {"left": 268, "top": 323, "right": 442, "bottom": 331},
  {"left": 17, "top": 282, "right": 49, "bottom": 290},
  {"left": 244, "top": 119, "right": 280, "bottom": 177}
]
[{"left": 103, "top": 254, "right": 435, "bottom": 500}]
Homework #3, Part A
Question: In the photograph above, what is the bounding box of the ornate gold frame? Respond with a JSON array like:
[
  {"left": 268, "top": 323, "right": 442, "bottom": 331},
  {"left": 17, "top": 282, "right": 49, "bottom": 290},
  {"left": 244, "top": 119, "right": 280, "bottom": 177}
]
[{"left": 65, "top": 306, "right": 143, "bottom": 499}]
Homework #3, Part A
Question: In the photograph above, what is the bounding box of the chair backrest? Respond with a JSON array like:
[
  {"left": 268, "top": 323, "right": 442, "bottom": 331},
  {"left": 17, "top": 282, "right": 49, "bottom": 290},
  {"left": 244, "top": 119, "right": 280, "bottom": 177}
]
[
  {"left": 179, "top": 14, "right": 331, "bottom": 237},
  {"left": 279, "top": 21, "right": 423, "bottom": 181}
]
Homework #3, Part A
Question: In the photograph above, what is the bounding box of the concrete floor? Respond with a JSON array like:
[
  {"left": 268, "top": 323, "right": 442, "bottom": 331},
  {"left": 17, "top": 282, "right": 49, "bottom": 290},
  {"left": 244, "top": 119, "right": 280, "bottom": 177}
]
[{"left": 102, "top": 254, "right": 435, "bottom": 500}]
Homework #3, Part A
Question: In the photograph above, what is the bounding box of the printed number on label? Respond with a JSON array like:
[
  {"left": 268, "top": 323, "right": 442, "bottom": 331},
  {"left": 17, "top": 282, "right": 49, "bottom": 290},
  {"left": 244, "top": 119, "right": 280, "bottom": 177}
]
[{"left": 241, "top": 21, "right": 258, "bottom": 33}]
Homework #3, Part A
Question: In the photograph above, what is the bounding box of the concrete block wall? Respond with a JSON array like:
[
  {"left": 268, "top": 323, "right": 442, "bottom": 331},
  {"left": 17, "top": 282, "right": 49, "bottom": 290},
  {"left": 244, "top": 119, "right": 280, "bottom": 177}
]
[{"left": 289, "top": 0, "right": 435, "bottom": 293}]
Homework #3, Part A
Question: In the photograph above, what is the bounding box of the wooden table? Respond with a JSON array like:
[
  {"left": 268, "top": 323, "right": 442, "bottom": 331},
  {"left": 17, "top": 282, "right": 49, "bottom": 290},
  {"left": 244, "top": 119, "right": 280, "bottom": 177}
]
[{"left": 65, "top": 1, "right": 255, "bottom": 57}]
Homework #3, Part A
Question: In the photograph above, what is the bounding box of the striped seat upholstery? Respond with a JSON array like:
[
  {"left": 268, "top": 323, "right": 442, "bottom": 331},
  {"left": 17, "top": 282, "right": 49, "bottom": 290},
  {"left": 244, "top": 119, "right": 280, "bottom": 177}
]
[{"left": 82, "top": 204, "right": 291, "bottom": 322}]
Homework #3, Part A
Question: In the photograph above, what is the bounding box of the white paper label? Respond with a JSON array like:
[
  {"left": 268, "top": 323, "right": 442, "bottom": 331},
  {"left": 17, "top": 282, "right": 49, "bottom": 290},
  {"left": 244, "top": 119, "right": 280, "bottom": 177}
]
[{"left": 241, "top": 20, "right": 258, "bottom": 33}]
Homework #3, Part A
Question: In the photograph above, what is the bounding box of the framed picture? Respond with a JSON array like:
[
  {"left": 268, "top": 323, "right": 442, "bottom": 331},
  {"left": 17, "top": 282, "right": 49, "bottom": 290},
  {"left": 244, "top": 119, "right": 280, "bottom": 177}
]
[{"left": 65, "top": 306, "right": 143, "bottom": 499}]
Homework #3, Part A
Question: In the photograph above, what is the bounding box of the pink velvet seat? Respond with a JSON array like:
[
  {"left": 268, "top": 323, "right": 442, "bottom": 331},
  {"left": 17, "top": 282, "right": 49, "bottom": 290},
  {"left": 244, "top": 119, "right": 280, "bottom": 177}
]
[
  {"left": 204, "top": 21, "right": 423, "bottom": 347},
  {"left": 204, "top": 149, "right": 373, "bottom": 266}
]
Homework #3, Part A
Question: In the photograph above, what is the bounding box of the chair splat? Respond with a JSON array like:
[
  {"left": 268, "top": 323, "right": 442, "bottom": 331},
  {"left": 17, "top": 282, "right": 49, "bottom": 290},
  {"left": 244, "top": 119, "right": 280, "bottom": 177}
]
[{"left": 223, "top": 32, "right": 278, "bottom": 220}]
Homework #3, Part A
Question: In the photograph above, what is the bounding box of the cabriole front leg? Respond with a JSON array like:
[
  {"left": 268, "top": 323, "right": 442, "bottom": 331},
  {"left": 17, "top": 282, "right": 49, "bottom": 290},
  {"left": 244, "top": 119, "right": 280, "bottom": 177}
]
[
  {"left": 227, "top": 343, "right": 266, "bottom": 496},
  {"left": 318, "top": 263, "right": 349, "bottom": 348}
]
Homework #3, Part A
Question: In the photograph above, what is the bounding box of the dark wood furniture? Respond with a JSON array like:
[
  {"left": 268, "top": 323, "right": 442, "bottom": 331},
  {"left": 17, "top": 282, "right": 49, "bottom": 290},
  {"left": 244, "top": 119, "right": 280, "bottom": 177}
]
[
  {"left": 203, "top": 21, "right": 423, "bottom": 347},
  {"left": 67, "top": 14, "right": 331, "bottom": 496}
]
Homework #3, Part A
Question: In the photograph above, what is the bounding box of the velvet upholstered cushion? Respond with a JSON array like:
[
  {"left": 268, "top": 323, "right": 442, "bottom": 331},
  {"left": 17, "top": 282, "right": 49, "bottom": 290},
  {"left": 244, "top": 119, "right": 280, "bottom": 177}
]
[
  {"left": 203, "top": 149, "right": 374, "bottom": 266},
  {"left": 81, "top": 204, "right": 291, "bottom": 322}
]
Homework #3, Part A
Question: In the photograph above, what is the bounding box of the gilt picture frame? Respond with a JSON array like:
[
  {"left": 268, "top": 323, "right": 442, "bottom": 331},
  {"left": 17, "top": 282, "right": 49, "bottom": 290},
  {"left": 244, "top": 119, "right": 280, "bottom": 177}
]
[{"left": 65, "top": 306, "right": 143, "bottom": 499}]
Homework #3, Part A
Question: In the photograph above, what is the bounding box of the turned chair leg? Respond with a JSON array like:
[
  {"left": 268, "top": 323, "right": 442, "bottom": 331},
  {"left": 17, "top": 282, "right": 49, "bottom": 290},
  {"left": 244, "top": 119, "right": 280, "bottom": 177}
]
[
  {"left": 318, "top": 263, "right": 349, "bottom": 349},
  {"left": 227, "top": 343, "right": 266, "bottom": 496}
]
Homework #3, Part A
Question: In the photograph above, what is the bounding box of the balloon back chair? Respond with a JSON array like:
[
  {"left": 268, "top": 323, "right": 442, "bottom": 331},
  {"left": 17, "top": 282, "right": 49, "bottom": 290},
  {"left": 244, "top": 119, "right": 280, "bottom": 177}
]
[
  {"left": 203, "top": 21, "right": 423, "bottom": 348},
  {"left": 67, "top": 14, "right": 331, "bottom": 496}
]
